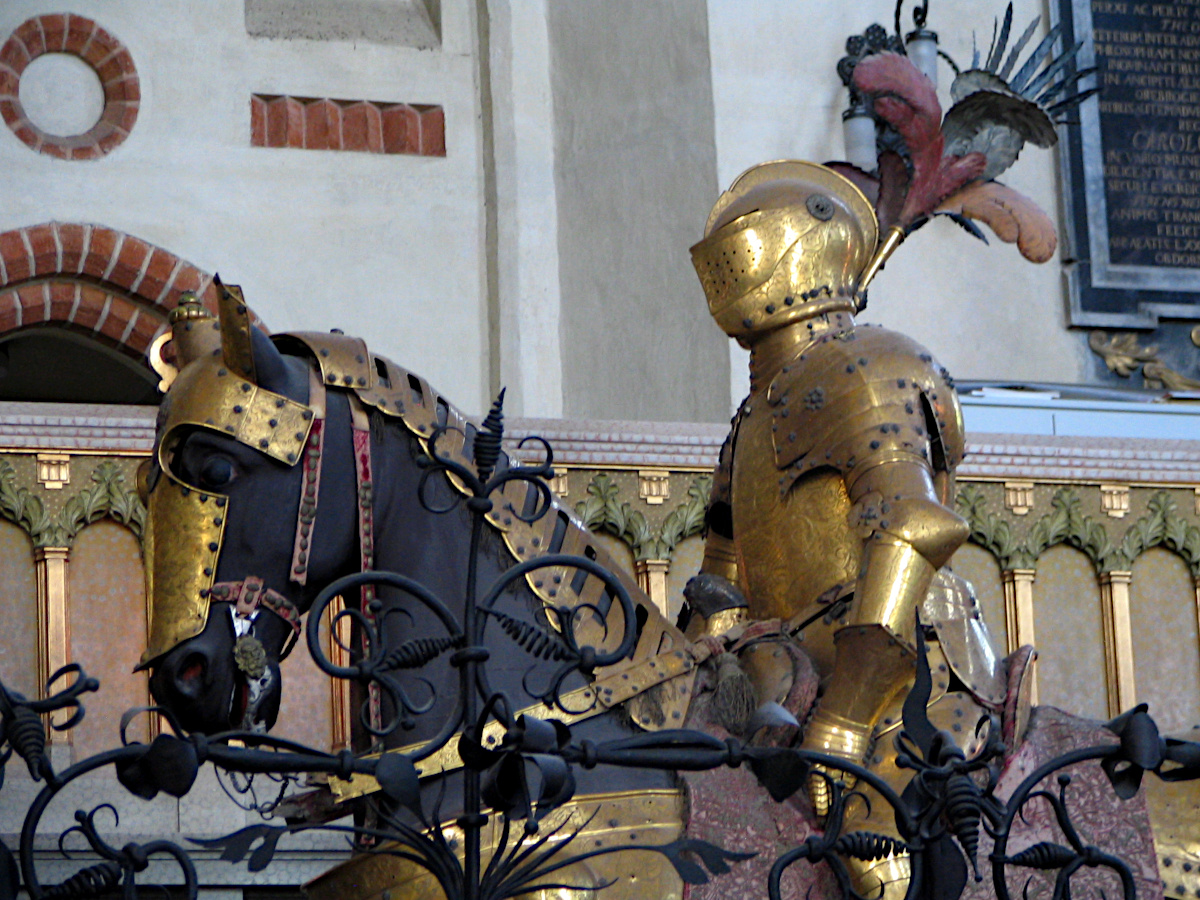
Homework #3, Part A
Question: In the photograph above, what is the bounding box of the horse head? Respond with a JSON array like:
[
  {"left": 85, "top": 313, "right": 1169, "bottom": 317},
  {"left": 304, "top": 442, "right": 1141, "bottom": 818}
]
[{"left": 140, "top": 286, "right": 358, "bottom": 734}]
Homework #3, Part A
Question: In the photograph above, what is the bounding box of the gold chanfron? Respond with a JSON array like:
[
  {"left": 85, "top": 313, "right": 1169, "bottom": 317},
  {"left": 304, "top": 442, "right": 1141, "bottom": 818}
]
[
  {"left": 304, "top": 790, "right": 686, "bottom": 900},
  {"left": 139, "top": 471, "right": 226, "bottom": 666}
]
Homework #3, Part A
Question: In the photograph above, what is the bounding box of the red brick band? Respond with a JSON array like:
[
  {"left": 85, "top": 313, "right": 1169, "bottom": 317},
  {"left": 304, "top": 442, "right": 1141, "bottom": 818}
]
[
  {"left": 0, "top": 14, "right": 140, "bottom": 159},
  {"left": 0, "top": 221, "right": 218, "bottom": 360},
  {"left": 251, "top": 94, "right": 445, "bottom": 156}
]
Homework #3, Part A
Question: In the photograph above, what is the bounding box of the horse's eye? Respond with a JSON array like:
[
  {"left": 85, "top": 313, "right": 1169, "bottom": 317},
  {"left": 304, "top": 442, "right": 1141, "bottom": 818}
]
[{"left": 199, "top": 457, "right": 235, "bottom": 489}]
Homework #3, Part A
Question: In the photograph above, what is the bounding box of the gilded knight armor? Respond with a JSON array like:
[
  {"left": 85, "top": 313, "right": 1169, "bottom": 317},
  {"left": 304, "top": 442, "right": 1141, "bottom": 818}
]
[{"left": 689, "top": 161, "right": 1009, "bottom": 898}]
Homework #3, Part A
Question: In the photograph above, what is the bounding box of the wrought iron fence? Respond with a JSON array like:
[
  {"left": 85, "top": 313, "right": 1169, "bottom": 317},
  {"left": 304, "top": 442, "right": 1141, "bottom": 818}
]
[{"left": 3, "top": 401, "right": 1199, "bottom": 900}]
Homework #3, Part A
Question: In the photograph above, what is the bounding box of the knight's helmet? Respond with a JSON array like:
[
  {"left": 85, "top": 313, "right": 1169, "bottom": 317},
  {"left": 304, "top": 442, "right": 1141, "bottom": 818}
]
[{"left": 689, "top": 160, "right": 878, "bottom": 343}]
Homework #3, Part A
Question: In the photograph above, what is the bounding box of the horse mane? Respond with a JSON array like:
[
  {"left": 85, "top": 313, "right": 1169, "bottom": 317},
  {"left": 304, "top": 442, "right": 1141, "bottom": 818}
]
[{"left": 274, "top": 331, "right": 699, "bottom": 735}]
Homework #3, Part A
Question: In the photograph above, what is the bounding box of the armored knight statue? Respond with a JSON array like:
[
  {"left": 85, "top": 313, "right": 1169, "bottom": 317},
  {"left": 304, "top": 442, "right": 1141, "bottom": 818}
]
[{"left": 682, "top": 36, "right": 1092, "bottom": 898}]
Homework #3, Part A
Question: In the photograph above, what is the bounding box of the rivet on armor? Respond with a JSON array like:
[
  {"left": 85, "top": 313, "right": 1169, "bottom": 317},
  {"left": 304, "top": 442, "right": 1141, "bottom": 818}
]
[
  {"left": 233, "top": 405, "right": 243, "bottom": 414},
  {"left": 327, "top": 374, "right": 337, "bottom": 383},
  {"left": 269, "top": 419, "right": 278, "bottom": 428},
  {"left": 241, "top": 383, "right": 252, "bottom": 393},
  {"left": 343, "top": 375, "right": 354, "bottom": 385},
  {"left": 742, "top": 318, "right": 753, "bottom": 329},
  {"left": 765, "top": 304, "right": 776, "bottom": 314},
  {"left": 845, "top": 364, "right": 855, "bottom": 373},
  {"left": 217, "top": 368, "right": 227, "bottom": 377},
  {"left": 259, "top": 439, "right": 269, "bottom": 449}
]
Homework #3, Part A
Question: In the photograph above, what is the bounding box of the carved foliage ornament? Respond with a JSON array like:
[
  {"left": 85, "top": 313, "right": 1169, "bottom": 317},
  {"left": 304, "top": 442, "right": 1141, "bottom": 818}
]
[{"left": 956, "top": 483, "right": 1200, "bottom": 576}]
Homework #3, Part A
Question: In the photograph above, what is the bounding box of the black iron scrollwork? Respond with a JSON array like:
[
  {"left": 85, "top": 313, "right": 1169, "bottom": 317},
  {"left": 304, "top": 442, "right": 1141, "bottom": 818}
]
[{"left": 5, "top": 404, "right": 1200, "bottom": 900}]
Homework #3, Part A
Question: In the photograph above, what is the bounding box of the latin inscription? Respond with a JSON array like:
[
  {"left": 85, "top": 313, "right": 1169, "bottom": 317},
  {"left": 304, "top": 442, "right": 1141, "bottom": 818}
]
[{"left": 1094, "top": 0, "right": 1200, "bottom": 268}]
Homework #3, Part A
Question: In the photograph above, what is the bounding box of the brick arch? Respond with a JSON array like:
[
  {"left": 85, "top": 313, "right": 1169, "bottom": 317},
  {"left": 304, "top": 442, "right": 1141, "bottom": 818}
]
[{"left": 0, "top": 221, "right": 219, "bottom": 362}]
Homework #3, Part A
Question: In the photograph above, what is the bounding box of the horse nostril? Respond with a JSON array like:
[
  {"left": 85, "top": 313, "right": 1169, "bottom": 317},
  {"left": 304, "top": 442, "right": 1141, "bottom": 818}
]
[{"left": 176, "top": 654, "right": 206, "bottom": 694}]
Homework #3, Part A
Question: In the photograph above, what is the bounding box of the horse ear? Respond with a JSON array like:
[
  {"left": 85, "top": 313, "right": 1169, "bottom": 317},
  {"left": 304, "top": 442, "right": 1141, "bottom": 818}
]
[
  {"left": 215, "top": 274, "right": 258, "bottom": 383},
  {"left": 249, "top": 327, "right": 292, "bottom": 396}
]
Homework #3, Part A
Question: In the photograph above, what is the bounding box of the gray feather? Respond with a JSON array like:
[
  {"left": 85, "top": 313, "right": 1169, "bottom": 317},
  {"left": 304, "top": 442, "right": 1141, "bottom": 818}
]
[
  {"left": 1009, "top": 23, "right": 1063, "bottom": 93},
  {"left": 986, "top": 3, "right": 1015, "bottom": 73},
  {"left": 1037, "top": 66, "right": 1098, "bottom": 105},
  {"left": 1023, "top": 40, "right": 1084, "bottom": 99},
  {"left": 1048, "top": 86, "right": 1100, "bottom": 117},
  {"left": 998, "top": 16, "right": 1041, "bottom": 82},
  {"left": 951, "top": 69, "right": 1014, "bottom": 105}
]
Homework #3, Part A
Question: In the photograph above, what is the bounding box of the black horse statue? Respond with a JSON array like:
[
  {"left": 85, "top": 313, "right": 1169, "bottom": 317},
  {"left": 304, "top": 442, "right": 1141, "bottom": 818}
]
[
  {"left": 139, "top": 287, "right": 1178, "bottom": 900},
  {"left": 140, "top": 286, "right": 702, "bottom": 899}
]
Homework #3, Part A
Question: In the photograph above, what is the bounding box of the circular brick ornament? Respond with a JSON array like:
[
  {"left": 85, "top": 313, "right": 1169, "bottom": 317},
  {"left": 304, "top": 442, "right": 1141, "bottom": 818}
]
[{"left": 0, "top": 13, "right": 139, "bottom": 159}]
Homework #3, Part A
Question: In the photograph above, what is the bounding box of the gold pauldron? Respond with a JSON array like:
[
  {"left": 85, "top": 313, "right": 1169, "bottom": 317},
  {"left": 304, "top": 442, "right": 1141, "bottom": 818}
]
[{"left": 139, "top": 468, "right": 227, "bottom": 666}]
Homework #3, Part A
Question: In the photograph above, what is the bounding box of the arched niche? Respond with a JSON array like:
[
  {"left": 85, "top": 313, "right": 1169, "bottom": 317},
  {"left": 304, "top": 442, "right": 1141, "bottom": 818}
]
[
  {"left": 273, "top": 619, "right": 336, "bottom": 753},
  {"left": 67, "top": 519, "right": 148, "bottom": 759},
  {"left": 948, "top": 542, "right": 1007, "bottom": 656},
  {"left": 1130, "top": 547, "right": 1200, "bottom": 736},
  {"left": 1033, "top": 544, "right": 1108, "bottom": 721},
  {"left": 0, "top": 518, "right": 37, "bottom": 698},
  {"left": 0, "top": 327, "right": 158, "bottom": 403},
  {"left": 665, "top": 533, "right": 704, "bottom": 626}
]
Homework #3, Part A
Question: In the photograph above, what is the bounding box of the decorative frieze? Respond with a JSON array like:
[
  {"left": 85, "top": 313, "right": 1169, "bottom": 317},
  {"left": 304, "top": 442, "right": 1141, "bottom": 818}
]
[{"left": 251, "top": 95, "right": 445, "bottom": 157}]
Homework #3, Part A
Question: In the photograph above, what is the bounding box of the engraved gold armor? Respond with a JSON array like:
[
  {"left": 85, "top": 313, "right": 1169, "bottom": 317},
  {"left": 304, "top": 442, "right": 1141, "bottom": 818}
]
[{"left": 691, "top": 161, "right": 1002, "bottom": 897}]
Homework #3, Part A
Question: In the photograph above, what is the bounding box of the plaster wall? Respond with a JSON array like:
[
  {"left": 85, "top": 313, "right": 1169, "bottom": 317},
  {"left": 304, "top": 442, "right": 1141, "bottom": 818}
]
[
  {"left": 0, "top": 0, "right": 491, "bottom": 410},
  {"left": 707, "top": 0, "right": 1092, "bottom": 411},
  {"left": 546, "top": 0, "right": 730, "bottom": 423}
]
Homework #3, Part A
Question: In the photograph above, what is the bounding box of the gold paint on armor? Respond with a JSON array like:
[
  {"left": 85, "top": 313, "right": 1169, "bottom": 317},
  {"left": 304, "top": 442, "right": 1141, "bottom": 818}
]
[
  {"left": 697, "top": 530, "right": 739, "bottom": 586},
  {"left": 157, "top": 353, "right": 313, "bottom": 469},
  {"left": 304, "top": 789, "right": 686, "bottom": 900},
  {"left": 168, "top": 292, "right": 222, "bottom": 368},
  {"left": 690, "top": 160, "right": 877, "bottom": 342},
  {"left": 139, "top": 470, "right": 226, "bottom": 666},
  {"left": 1145, "top": 777, "right": 1200, "bottom": 899},
  {"left": 329, "top": 646, "right": 701, "bottom": 802},
  {"left": 215, "top": 280, "right": 257, "bottom": 382},
  {"left": 731, "top": 400, "right": 859, "bottom": 626},
  {"left": 684, "top": 606, "right": 748, "bottom": 642}
]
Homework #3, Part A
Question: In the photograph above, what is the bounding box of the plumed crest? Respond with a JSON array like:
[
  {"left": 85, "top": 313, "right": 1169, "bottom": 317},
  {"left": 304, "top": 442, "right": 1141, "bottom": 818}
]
[
  {"left": 944, "top": 4, "right": 1097, "bottom": 182},
  {"left": 853, "top": 52, "right": 986, "bottom": 230},
  {"left": 935, "top": 180, "right": 1057, "bottom": 263}
]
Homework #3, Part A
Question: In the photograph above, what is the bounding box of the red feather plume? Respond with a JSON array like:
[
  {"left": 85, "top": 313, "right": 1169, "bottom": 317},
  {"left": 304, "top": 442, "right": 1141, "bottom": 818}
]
[{"left": 853, "top": 52, "right": 987, "bottom": 230}]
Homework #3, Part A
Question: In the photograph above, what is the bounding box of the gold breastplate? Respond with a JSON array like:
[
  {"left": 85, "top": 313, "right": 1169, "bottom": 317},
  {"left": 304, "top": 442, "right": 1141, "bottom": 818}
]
[{"left": 730, "top": 397, "right": 860, "bottom": 674}]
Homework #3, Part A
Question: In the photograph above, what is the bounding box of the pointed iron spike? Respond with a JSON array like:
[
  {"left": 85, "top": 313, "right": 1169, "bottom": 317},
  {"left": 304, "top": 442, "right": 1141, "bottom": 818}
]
[
  {"left": 1023, "top": 40, "right": 1084, "bottom": 99},
  {"left": 1046, "top": 85, "right": 1100, "bottom": 116},
  {"left": 483, "top": 387, "right": 507, "bottom": 436},
  {"left": 986, "top": 3, "right": 1015, "bottom": 73},
  {"left": 1037, "top": 65, "right": 1098, "bottom": 105},
  {"left": 1009, "top": 22, "right": 1064, "bottom": 92},
  {"left": 998, "top": 15, "right": 1041, "bottom": 82},
  {"left": 972, "top": 32, "right": 980, "bottom": 69}
]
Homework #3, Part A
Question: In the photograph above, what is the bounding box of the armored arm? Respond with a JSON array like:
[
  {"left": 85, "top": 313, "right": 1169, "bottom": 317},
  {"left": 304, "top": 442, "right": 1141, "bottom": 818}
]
[{"left": 683, "top": 426, "right": 750, "bottom": 640}]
